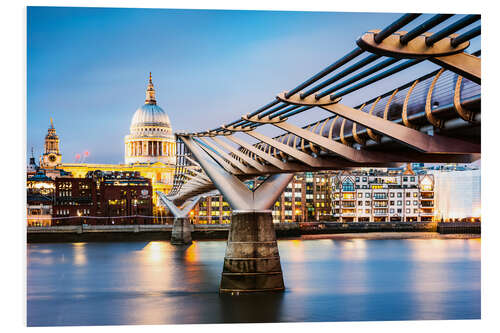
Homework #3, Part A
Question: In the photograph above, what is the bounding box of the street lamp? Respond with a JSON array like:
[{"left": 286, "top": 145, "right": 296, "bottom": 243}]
[
  {"left": 295, "top": 209, "right": 301, "bottom": 222},
  {"left": 77, "top": 210, "right": 83, "bottom": 229},
  {"left": 133, "top": 199, "right": 138, "bottom": 225}
]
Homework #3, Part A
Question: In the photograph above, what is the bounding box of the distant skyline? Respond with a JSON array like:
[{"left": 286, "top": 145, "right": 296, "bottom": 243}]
[{"left": 27, "top": 7, "right": 480, "bottom": 164}]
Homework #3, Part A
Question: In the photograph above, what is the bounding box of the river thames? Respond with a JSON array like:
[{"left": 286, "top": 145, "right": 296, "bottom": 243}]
[{"left": 27, "top": 233, "right": 480, "bottom": 326}]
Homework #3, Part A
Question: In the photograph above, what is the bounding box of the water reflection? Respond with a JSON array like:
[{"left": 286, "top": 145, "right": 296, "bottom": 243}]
[
  {"left": 27, "top": 235, "right": 481, "bottom": 326},
  {"left": 72, "top": 242, "right": 87, "bottom": 266},
  {"left": 219, "top": 292, "right": 284, "bottom": 323},
  {"left": 143, "top": 241, "right": 167, "bottom": 263},
  {"left": 338, "top": 239, "right": 367, "bottom": 261}
]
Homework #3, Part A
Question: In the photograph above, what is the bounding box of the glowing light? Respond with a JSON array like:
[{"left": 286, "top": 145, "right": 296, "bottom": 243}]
[{"left": 144, "top": 241, "right": 167, "bottom": 263}]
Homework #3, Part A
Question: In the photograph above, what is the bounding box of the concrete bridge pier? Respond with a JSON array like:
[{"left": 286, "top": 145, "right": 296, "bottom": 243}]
[
  {"left": 171, "top": 217, "right": 193, "bottom": 245},
  {"left": 180, "top": 136, "right": 293, "bottom": 293},
  {"left": 220, "top": 210, "right": 284, "bottom": 293},
  {"left": 156, "top": 192, "right": 200, "bottom": 245}
]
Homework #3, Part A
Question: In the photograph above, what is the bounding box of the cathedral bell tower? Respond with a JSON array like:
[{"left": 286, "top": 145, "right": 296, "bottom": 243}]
[{"left": 41, "top": 118, "right": 62, "bottom": 168}]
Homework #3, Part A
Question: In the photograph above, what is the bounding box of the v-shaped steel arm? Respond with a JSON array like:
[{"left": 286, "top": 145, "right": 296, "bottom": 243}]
[
  {"left": 157, "top": 191, "right": 201, "bottom": 218},
  {"left": 180, "top": 136, "right": 293, "bottom": 211}
]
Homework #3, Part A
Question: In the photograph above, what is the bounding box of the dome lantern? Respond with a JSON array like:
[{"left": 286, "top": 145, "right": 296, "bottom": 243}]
[{"left": 145, "top": 72, "right": 156, "bottom": 105}]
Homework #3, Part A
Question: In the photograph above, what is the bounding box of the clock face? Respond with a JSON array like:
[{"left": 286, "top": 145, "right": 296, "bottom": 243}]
[{"left": 49, "top": 154, "right": 57, "bottom": 162}]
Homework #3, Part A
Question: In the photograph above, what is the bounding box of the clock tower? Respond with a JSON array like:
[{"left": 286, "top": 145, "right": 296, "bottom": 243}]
[{"left": 40, "top": 118, "right": 62, "bottom": 168}]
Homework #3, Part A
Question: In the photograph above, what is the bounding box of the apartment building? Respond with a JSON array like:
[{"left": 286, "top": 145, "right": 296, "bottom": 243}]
[
  {"left": 190, "top": 172, "right": 333, "bottom": 224},
  {"left": 331, "top": 166, "right": 435, "bottom": 222}
]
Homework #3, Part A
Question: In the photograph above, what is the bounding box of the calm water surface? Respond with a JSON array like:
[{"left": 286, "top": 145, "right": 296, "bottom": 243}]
[{"left": 27, "top": 233, "right": 481, "bottom": 326}]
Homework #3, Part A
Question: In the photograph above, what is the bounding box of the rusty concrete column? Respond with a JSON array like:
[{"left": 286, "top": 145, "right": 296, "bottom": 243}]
[
  {"left": 220, "top": 211, "right": 284, "bottom": 294},
  {"left": 171, "top": 217, "right": 192, "bottom": 245}
]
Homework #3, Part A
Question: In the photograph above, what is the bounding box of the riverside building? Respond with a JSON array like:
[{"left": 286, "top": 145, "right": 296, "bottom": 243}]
[
  {"left": 27, "top": 172, "right": 55, "bottom": 226},
  {"left": 331, "top": 165, "right": 435, "bottom": 222},
  {"left": 189, "top": 172, "right": 334, "bottom": 224},
  {"left": 431, "top": 168, "right": 481, "bottom": 222},
  {"left": 32, "top": 74, "right": 176, "bottom": 213},
  {"left": 50, "top": 171, "right": 153, "bottom": 225}
]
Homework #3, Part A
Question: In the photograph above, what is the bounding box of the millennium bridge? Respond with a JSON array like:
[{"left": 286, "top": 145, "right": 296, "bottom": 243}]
[{"left": 157, "top": 13, "right": 481, "bottom": 294}]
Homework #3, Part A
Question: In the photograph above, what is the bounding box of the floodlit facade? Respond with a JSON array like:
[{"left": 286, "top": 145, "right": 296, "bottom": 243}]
[
  {"left": 331, "top": 166, "right": 435, "bottom": 222},
  {"left": 431, "top": 169, "right": 481, "bottom": 221},
  {"left": 27, "top": 173, "right": 55, "bottom": 227},
  {"left": 40, "top": 118, "right": 62, "bottom": 168}
]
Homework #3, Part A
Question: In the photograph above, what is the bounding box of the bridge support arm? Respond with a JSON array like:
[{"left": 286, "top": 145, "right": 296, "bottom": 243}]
[
  {"left": 179, "top": 135, "right": 294, "bottom": 293},
  {"left": 157, "top": 192, "right": 201, "bottom": 245}
]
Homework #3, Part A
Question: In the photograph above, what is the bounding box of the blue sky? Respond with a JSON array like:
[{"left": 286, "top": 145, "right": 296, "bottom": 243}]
[{"left": 27, "top": 7, "right": 480, "bottom": 164}]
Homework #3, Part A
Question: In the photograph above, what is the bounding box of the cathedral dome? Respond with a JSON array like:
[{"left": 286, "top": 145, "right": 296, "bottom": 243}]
[
  {"left": 128, "top": 73, "right": 174, "bottom": 137},
  {"left": 130, "top": 104, "right": 172, "bottom": 129},
  {"left": 124, "top": 73, "right": 176, "bottom": 166}
]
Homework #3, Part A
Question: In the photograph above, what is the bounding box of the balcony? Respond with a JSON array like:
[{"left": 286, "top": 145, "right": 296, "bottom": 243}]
[
  {"left": 420, "top": 204, "right": 434, "bottom": 208},
  {"left": 341, "top": 204, "right": 356, "bottom": 208},
  {"left": 340, "top": 212, "right": 356, "bottom": 217},
  {"left": 373, "top": 211, "right": 389, "bottom": 216}
]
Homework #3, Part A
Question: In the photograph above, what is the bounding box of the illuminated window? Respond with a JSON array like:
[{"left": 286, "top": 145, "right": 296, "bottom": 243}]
[{"left": 342, "top": 179, "right": 354, "bottom": 192}]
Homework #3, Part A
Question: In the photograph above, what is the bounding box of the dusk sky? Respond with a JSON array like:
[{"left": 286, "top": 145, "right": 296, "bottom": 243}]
[{"left": 27, "top": 7, "right": 480, "bottom": 164}]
